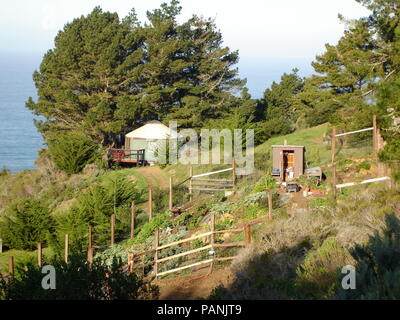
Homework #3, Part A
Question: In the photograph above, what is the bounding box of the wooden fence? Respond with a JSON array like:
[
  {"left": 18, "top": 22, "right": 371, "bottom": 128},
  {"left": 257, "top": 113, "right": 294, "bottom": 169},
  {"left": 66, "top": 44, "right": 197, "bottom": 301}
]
[
  {"left": 127, "top": 214, "right": 267, "bottom": 280},
  {"left": 331, "top": 115, "right": 392, "bottom": 197},
  {"left": 188, "top": 162, "right": 236, "bottom": 199}
]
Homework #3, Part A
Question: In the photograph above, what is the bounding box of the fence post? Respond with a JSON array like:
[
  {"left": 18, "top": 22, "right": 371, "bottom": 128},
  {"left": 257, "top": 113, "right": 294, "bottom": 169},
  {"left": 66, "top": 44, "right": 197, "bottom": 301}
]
[
  {"left": 149, "top": 188, "right": 153, "bottom": 220},
  {"left": 88, "top": 248, "right": 93, "bottom": 265},
  {"left": 88, "top": 225, "right": 92, "bottom": 250},
  {"left": 130, "top": 201, "right": 136, "bottom": 239},
  {"left": 386, "top": 164, "right": 393, "bottom": 189},
  {"left": 331, "top": 126, "right": 336, "bottom": 164},
  {"left": 111, "top": 214, "right": 116, "bottom": 246},
  {"left": 87, "top": 226, "right": 92, "bottom": 263},
  {"left": 268, "top": 190, "right": 273, "bottom": 219},
  {"left": 232, "top": 158, "right": 236, "bottom": 187},
  {"left": 37, "top": 243, "right": 42, "bottom": 268},
  {"left": 244, "top": 225, "right": 251, "bottom": 246},
  {"left": 8, "top": 256, "right": 14, "bottom": 276},
  {"left": 65, "top": 234, "right": 69, "bottom": 264},
  {"left": 0, "top": 238, "right": 2, "bottom": 253},
  {"left": 189, "top": 167, "right": 193, "bottom": 202},
  {"left": 373, "top": 115, "right": 377, "bottom": 158},
  {"left": 169, "top": 177, "right": 173, "bottom": 211},
  {"left": 154, "top": 228, "right": 159, "bottom": 280},
  {"left": 208, "top": 213, "right": 216, "bottom": 275},
  {"left": 332, "top": 163, "right": 337, "bottom": 200},
  {"left": 127, "top": 253, "right": 133, "bottom": 274},
  {"left": 377, "top": 127, "right": 383, "bottom": 152}
]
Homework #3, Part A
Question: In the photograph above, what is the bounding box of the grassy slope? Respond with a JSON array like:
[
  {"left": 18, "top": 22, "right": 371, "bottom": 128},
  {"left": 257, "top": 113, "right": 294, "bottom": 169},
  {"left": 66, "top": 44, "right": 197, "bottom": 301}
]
[
  {"left": 0, "top": 248, "right": 54, "bottom": 274},
  {"left": 0, "top": 123, "right": 384, "bottom": 289},
  {"left": 256, "top": 123, "right": 330, "bottom": 164}
]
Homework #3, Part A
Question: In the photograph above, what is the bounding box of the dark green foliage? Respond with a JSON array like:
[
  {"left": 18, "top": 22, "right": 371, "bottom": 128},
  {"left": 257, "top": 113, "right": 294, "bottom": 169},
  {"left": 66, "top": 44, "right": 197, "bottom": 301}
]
[
  {"left": 339, "top": 214, "right": 400, "bottom": 300},
  {"left": 47, "top": 134, "right": 99, "bottom": 174},
  {"left": 291, "top": 0, "right": 400, "bottom": 154},
  {"left": 0, "top": 166, "right": 10, "bottom": 177},
  {"left": 257, "top": 70, "right": 304, "bottom": 141},
  {"left": 377, "top": 77, "right": 400, "bottom": 165},
  {"left": 27, "top": 1, "right": 245, "bottom": 151},
  {"left": 152, "top": 187, "right": 169, "bottom": 212},
  {"left": 129, "top": 213, "right": 173, "bottom": 245},
  {"left": 0, "top": 199, "right": 54, "bottom": 251},
  {"left": 0, "top": 255, "right": 159, "bottom": 300},
  {"left": 52, "top": 174, "right": 142, "bottom": 255},
  {"left": 293, "top": 15, "right": 382, "bottom": 129},
  {"left": 356, "top": 160, "right": 371, "bottom": 172},
  {"left": 294, "top": 239, "right": 348, "bottom": 299}
]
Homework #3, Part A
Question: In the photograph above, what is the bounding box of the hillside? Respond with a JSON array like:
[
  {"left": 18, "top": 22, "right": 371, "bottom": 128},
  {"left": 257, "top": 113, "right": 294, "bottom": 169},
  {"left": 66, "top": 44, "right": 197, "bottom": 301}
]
[{"left": 0, "top": 123, "right": 398, "bottom": 299}]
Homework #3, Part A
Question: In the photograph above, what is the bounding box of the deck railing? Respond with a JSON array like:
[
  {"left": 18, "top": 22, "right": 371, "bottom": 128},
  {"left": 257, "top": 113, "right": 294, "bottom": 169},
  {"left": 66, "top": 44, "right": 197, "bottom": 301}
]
[{"left": 109, "top": 148, "right": 145, "bottom": 163}]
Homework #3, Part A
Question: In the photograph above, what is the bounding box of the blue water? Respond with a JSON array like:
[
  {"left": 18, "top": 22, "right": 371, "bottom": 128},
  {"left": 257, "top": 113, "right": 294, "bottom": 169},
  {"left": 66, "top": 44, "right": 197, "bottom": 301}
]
[
  {"left": 0, "top": 52, "right": 44, "bottom": 173},
  {"left": 0, "top": 52, "right": 314, "bottom": 173}
]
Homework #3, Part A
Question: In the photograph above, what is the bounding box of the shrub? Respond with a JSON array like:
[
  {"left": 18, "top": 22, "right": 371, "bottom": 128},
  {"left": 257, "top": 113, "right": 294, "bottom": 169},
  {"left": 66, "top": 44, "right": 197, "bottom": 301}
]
[
  {"left": 295, "top": 175, "right": 320, "bottom": 189},
  {"left": 253, "top": 175, "right": 276, "bottom": 193},
  {"left": 0, "top": 199, "right": 55, "bottom": 251},
  {"left": 47, "top": 134, "right": 99, "bottom": 175},
  {"left": 129, "top": 213, "right": 172, "bottom": 245},
  {"left": 0, "top": 255, "right": 159, "bottom": 300},
  {"left": 0, "top": 166, "right": 10, "bottom": 177},
  {"left": 51, "top": 174, "right": 142, "bottom": 254},
  {"left": 294, "top": 238, "right": 349, "bottom": 299},
  {"left": 309, "top": 198, "right": 330, "bottom": 208},
  {"left": 356, "top": 160, "right": 371, "bottom": 172},
  {"left": 338, "top": 213, "right": 400, "bottom": 300}
]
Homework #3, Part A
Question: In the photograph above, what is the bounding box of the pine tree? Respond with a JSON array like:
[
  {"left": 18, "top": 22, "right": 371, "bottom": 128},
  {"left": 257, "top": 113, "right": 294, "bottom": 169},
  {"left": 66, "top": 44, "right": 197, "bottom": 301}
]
[
  {"left": 0, "top": 199, "right": 54, "bottom": 250},
  {"left": 26, "top": 7, "right": 146, "bottom": 146},
  {"left": 257, "top": 69, "right": 304, "bottom": 141},
  {"left": 26, "top": 1, "right": 246, "bottom": 154}
]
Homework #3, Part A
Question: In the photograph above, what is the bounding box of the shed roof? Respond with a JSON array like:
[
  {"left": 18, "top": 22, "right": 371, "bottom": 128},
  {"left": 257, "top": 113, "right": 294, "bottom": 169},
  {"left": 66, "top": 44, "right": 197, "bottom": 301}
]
[
  {"left": 126, "top": 121, "right": 180, "bottom": 140},
  {"left": 272, "top": 145, "right": 305, "bottom": 148}
]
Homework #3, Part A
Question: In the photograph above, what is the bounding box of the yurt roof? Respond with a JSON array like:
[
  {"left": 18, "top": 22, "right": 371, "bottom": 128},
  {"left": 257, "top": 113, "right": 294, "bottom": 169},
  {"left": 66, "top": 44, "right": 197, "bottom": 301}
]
[{"left": 126, "top": 121, "right": 180, "bottom": 140}]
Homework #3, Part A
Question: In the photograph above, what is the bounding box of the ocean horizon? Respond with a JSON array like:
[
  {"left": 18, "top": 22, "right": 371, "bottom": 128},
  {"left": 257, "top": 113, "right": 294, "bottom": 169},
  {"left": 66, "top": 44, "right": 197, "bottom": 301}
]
[{"left": 0, "top": 51, "right": 313, "bottom": 173}]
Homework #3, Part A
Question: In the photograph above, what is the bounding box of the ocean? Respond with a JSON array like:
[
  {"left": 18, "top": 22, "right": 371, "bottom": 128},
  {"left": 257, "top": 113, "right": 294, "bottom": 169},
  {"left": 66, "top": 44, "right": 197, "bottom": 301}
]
[
  {"left": 0, "top": 52, "right": 44, "bottom": 173},
  {"left": 0, "top": 52, "right": 313, "bottom": 173}
]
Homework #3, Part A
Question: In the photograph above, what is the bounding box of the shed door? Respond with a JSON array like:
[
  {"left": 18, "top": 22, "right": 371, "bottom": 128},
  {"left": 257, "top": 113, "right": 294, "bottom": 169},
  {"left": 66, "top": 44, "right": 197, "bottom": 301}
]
[{"left": 287, "top": 154, "right": 295, "bottom": 169}]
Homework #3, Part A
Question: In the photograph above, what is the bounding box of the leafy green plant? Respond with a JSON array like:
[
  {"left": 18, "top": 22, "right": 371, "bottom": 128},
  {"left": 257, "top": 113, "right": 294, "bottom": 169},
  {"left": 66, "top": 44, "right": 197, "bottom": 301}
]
[
  {"left": 245, "top": 205, "right": 260, "bottom": 220},
  {"left": 0, "top": 166, "right": 10, "bottom": 177},
  {"left": 47, "top": 134, "right": 99, "bottom": 175},
  {"left": 215, "top": 218, "right": 234, "bottom": 231},
  {"left": 337, "top": 159, "right": 353, "bottom": 171},
  {"left": 0, "top": 255, "right": 159, "bottom": 300},
  {"left": 356, "top": 160, "right": 371, "bottom": 172},
  {"left": 209, "top": 202, "right": 236, "bottom": 215},
  {"left": 309, "top": 198, "right": 330, "bottom": 208},
  {"left": 0, "top": 199, "right": 55, "bottom": 251},
  {"left": 253, "top": 175, "right": 276, "bottom": 193},
  {"left": 129, "top": 214, "right": 172, "bottom": 245},
  {"left": 338, "top": 214, "right": 400, "bottom": 300},
  {"left": 295, "top": 175, "right": 320, "bottom": 189},
  {"left": 295, "top": 238, "right": 349, "bottom": 299}
]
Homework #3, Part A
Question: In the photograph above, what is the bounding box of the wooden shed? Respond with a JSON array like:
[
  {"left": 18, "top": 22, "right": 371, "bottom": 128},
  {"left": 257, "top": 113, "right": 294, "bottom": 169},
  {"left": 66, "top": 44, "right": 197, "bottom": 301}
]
[{"left": 271, "top": 145, "right": 305, "bottom": 181}]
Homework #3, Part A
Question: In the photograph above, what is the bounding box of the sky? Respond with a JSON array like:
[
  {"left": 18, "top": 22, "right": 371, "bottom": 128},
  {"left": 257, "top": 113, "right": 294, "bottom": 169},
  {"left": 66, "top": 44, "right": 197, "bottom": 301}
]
[{"left": 0, "top": 0, "right": 371, "bottom": 97}]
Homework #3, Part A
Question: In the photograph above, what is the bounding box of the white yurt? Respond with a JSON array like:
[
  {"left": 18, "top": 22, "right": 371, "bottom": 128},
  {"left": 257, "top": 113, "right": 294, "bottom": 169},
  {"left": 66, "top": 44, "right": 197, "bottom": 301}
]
[{"left": 124, "top": 121, "right": 181, "bottom": 164}]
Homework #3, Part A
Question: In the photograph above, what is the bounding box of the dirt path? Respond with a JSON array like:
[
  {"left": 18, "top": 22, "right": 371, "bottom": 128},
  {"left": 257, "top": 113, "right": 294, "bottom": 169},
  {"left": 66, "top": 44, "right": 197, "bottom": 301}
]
[
  {"left": 156, "top": 267, "right": 234, "bottom": 300},
  {"left": 134, "top": 166, "right": 169, "bottom": 189}
]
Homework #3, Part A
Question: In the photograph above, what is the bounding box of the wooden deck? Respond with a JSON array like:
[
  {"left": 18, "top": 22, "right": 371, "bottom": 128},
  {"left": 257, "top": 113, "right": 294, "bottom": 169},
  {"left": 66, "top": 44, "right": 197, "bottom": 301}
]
[{"left": 108, "top": 148, "right": 147, "bottom": 165}]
